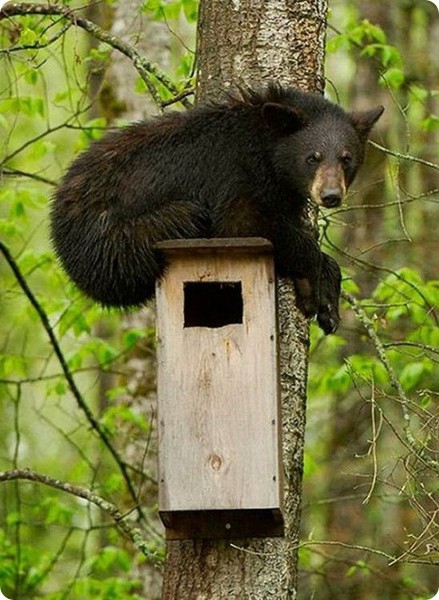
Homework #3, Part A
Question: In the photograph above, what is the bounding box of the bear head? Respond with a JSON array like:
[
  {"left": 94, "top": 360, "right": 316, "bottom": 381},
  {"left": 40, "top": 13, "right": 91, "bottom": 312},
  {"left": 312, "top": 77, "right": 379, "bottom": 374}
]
[{"left": 262, "top": 101, "right": 384, "bottom": 208}]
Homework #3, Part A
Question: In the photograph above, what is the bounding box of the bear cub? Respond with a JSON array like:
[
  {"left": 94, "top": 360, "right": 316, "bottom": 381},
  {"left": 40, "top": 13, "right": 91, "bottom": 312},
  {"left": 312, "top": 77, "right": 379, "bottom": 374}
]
[{"left": 51, "top": 84, "right": 383, "bottom": 333}]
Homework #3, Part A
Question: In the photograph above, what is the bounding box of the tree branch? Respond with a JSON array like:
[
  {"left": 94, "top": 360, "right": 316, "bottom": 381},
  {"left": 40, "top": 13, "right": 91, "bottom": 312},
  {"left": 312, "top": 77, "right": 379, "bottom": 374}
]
[
  {"left": 1, "top": 167, "right": 56, "bottom": 185},
  {"left": 369, "top": 140, "right": 439, "bottom": 172},
  {"left": 0, "top": 468, "right": 162, "bottom": 563},
  {"left": 0, "top": 240, "right": 144, "bottom": 516},
  {"left": 0, "top": 2, "right": 193, "bottom": 109}
]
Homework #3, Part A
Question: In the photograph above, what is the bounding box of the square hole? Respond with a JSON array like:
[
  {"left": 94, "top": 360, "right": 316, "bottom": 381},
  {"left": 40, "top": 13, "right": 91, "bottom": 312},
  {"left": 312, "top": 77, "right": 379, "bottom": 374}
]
[{"left": 183, "top": 282, "right": 243, "bottom": 328}]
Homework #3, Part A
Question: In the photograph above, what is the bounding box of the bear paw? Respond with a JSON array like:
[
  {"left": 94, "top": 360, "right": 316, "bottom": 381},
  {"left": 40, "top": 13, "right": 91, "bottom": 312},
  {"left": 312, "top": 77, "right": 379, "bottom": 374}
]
[{"left": 317, "top": 303, "right": 340, "bottom": 335}]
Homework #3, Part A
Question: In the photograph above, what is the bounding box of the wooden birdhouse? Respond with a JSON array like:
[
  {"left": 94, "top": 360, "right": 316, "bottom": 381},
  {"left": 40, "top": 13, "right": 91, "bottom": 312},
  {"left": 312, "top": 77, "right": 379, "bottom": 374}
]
[{"left": 155, "top": 238, "right": 284, "bottom": 540}]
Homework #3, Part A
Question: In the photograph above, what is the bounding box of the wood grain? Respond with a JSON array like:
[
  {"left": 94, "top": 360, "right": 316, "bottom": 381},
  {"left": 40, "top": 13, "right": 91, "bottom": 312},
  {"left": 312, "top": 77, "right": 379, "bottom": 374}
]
[{"left": 156, "top": 239, "right": 282, "bottom": 537}]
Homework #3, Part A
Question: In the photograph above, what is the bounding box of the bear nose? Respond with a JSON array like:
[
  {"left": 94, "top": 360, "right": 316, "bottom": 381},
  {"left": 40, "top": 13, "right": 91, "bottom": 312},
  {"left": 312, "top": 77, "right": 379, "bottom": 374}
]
[{"left": 321, "top": 189, "right": 342, "bottom": 208}]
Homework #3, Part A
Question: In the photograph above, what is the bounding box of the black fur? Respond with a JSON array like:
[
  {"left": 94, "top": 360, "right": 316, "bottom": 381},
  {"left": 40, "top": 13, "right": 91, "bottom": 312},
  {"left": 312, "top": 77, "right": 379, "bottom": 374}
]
[{"left": 51, "top": 84, "right": 383, "bottom": 333}]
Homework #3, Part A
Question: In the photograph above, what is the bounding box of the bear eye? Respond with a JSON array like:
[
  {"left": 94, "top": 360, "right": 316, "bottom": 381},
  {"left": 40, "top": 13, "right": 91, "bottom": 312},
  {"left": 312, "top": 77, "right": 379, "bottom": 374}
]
[
  {"left": 341, "top": 151, "right": 353, "bottom": 166},
  {"left": 306, "top": 152, "right": 322, "bottom": 165}
]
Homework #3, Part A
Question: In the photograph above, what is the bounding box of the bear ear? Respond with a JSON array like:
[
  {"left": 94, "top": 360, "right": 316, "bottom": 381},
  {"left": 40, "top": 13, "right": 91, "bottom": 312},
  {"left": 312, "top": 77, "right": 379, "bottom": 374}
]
[
  {"left": 349, "top": 106, "right": 385, "bottom": 139},
  {"left": 262, "top": 102, "right": 307, "bottom": 134}
]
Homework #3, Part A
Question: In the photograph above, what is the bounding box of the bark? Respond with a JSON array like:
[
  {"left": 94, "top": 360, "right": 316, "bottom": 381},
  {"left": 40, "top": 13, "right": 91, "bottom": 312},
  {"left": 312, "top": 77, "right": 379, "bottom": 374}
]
[
  {"left": 162, "top": 1, "right": 327, "bottom": 598},
  {"left": 196, "top": 0, "right": 326, "bottom": 95},
  {"left": 106, "top": 0, "right": 172, "bottom": 119}
]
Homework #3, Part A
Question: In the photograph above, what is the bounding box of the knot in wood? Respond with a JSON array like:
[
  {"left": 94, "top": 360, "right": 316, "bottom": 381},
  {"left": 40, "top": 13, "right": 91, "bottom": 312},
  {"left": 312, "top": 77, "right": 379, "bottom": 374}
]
[{"left": 209, "top": 453, "right": 223, "bottom": 472}]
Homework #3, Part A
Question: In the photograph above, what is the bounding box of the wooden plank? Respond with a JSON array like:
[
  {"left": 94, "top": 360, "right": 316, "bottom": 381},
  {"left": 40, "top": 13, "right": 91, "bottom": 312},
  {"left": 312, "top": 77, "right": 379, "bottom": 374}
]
[{"left": 156, "top": 237, "right": 273, "bottom": 254}]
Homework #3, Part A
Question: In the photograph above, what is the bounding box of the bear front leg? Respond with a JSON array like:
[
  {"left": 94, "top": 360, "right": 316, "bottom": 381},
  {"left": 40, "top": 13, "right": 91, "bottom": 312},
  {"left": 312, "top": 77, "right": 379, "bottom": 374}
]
[
  {"left": 317, "top": 253, "right": 341, "bottom": 334},
  {"left": 273, "top": 224, "right": 323, "bottom": 318}
]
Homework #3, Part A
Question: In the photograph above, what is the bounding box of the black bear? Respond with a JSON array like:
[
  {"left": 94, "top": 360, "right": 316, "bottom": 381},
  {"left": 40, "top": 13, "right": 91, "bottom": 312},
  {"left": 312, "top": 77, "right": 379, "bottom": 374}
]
[{"left": 51, "top": 84, "right": 383, "bottom": 333}]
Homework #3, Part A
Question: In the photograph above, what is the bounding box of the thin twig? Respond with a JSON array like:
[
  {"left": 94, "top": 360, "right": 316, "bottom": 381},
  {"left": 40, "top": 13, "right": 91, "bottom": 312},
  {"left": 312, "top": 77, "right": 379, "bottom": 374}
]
[
  {"left": 342, "top": 290, "right": 439, "bottom": 473},
  {"left": 362, "top": 380, "right": 381, "bottom": 505}
]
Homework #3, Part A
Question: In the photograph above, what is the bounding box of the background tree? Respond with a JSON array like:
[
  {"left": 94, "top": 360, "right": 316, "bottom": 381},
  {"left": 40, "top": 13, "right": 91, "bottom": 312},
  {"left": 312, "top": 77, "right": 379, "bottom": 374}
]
[
  {"left": 0, "top": 0, "right": 438, "bottom": 599},
  {"left": 98, "top": 3, "right": 173, "bottom": 598}
]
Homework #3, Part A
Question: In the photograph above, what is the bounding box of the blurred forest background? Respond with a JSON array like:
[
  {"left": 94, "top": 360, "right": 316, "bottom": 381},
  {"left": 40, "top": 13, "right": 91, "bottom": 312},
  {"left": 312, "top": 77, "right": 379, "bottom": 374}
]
[{"left": 0, "top": 0, "right": 438, "bottom": 598}]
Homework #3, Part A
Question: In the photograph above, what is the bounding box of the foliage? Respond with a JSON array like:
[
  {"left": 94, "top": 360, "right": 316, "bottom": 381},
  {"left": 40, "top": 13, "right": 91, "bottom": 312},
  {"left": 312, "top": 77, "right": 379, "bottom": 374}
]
[
  {"left": 301, "top": 4, "right": 439, "bottom": 598},
  {"left": 141, "top": 0, "right": 198, "bottom": 23},
  {"left": 0, "top": 1, "right": 193, "bottom": 597},
  {"left": 0, "top": 0, "right": 438, "bottom": 599}
]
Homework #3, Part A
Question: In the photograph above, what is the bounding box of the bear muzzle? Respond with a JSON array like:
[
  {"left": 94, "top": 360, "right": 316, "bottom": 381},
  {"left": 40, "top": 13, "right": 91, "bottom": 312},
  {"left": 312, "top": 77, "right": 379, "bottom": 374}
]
[{"left": 310, "top": 163, "right": 346, "bottom": 208}]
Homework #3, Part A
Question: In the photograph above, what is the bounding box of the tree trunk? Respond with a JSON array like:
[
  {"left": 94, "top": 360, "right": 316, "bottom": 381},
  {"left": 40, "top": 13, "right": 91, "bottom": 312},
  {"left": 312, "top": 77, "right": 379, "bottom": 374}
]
[{"left": 162, "top": 1, "right": 327, "bottom": 598}]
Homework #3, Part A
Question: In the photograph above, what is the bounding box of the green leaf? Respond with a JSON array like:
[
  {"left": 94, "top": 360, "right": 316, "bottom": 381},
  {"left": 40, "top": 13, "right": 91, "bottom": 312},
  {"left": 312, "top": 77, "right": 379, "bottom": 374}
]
[
  {"left": 6, "top": 512, "right": 23, "bottom": 526},
  {"left": 96, "top": 341, "right": 119, "bottom": 366},
  {"left": 0, "top": 218, "right": 21, "bottom": 237},
  {"left": 67, "top": 351, "right": 84, "bottom": 370},
  {"left": 342, "top": 277, "right": 360, "bottom": 295},
  {"left": 23, "top": 96, "right": 44, "bottom": 117},
  {"left": 88, "top": 547, "right": 132, "bottom": 574},
  {"left": 182, "top": 0, "right": 198, "bottom": 22},
  {"left": 360, "top": 43, "right": 380, "bottom": 59},
  {"left": 421, "top": 115, "right": 439, "bottom": 132},
  {"left": 176, "top": 51, "right": 196, "bottom": 78},
  {"left": 419, "top": 393, "right": 432, "bottom": 408},
  {"left": 414, "top": 324, "right": 439, "bottom": 347},
  {"left": 86, "top": 43, "right": 113, "bottom": 63},
  {"left": 122, "top": 328, "right": 147, "bottom": 350},
  {"left": 11, "top": 200, "right": 25, "bottom": 218},
  {"left": 346, "top": 355, "right": 388, "bottom": 386},
  {"left": 163, "top": 1, "right": 182, "bottom": 19},
  {"left": 24, "top": 68, "right": 39, "bottom": 85},
  {"left": 326, "top": 33, "right": 350, "bottom": 54},
  {"left": 82, "top": 117, "right": 108, "bottom": 141},
  {"left": 330, "top": 363, "right": 352, "bottom": 392},
  {"left": 347, "top": 24, "right": 367, "bottom": 45},
  {"left": 41, "top": 497, "right": 74, "bottom": 526},
  {"left": 101, "top": 473, "right": 124, "bottom": 494},
  {"left": 303, "top": 451, "right": 320, "bottom": 477},
  {"left": 381, "top": 67, "right": 405, "bottom": 89},
  {"left": 31, "top": 139, "right": 56, "bottom": 159},
  {"left": 58, "top": 302, "right": 92, "bottom": 337},
  {"left": 1, "top": 355, "right": 28, "bottom": 378},
  {"left": 0, "top": 96, "right": 44, "bottom": 117},
  {"left": 365, "top": 21, "right": 387, "bottom": 44},
  {"left": 101, "top": 405, "right": 150, "bottom": 433},
  {"left": 135, "top": 76, "right": 149, "bottom": 94},
  {"left": 54, "top": 380, "right": 67, "bottom": 395},
  {"left": 400, "top": 361, "right": 432, "bottom": 392},
  {"left": 346, "top": 560, "right": 370, "bottom": 577},
  {"left": 106, "top": 386, "right": 128, "bottom": 401},
  {"left": 380, "top": 45, "right": 402, "bottom": 67},
  {"left": 410, "top": 84, "right": 429, "bottom": 102},
  {"left": 141, "top": 0, "right": 182, "bottom": 20},
  {"left": 140, "top": 0, "right": 162, "bottom": 12},
  {"left": 424, "top": 281, "right": 439, "bottom": 307},
  {"left": 19, "top": 27, "right": 38, "bottom": 46}
]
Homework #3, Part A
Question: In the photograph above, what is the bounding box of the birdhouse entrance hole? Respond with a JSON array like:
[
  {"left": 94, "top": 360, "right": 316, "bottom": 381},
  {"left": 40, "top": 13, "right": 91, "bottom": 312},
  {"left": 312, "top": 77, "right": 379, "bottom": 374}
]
[{"left": 183, "top": 281, "right": 243, "bottom": 328}]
